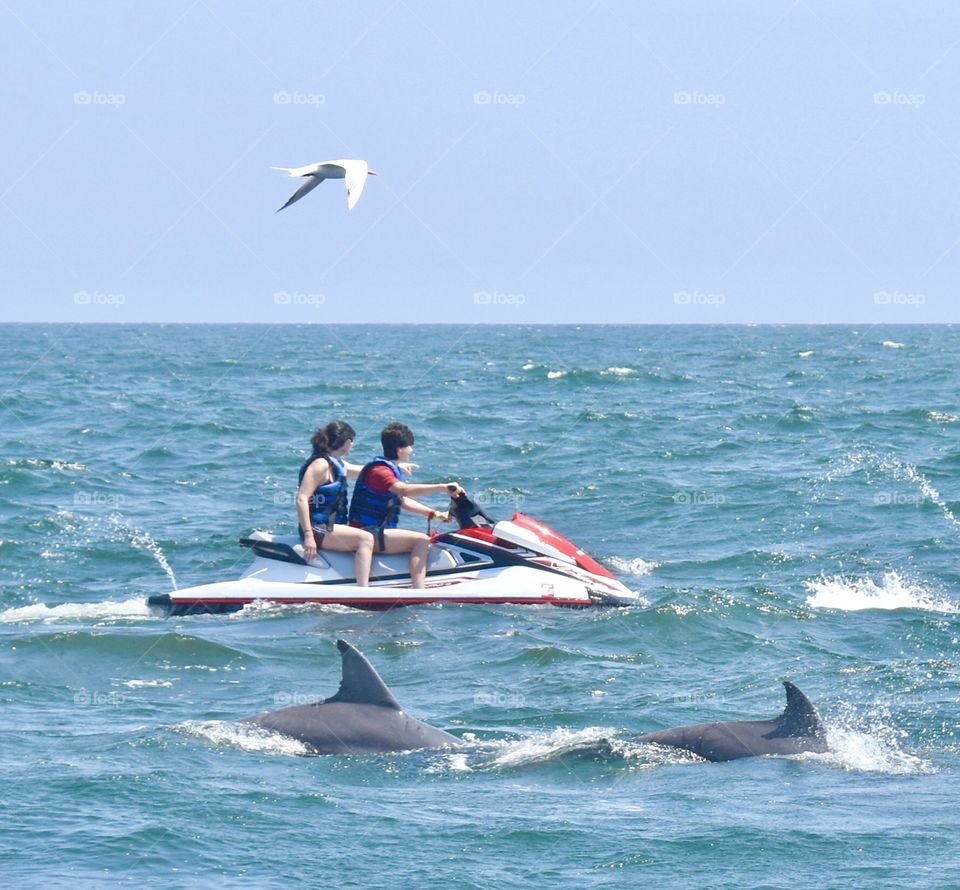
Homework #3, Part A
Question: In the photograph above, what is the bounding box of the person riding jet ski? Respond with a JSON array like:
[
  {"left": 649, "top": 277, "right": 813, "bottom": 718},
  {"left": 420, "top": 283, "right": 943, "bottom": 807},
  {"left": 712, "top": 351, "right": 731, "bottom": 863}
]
[{"left": 349, "top": 422, "right": 463, "bottom": 588}]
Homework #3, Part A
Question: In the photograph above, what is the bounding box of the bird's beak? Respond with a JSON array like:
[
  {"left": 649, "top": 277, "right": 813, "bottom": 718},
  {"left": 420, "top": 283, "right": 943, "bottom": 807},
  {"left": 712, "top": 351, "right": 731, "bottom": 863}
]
[{"left": 368, "top": 170, "right": 378, "bottom": 176}]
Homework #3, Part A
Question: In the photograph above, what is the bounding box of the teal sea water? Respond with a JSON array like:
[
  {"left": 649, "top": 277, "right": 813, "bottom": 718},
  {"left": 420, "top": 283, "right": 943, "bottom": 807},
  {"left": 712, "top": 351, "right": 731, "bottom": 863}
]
[{"left": 1, "top": 324, "right": 959, "bottom": 887}]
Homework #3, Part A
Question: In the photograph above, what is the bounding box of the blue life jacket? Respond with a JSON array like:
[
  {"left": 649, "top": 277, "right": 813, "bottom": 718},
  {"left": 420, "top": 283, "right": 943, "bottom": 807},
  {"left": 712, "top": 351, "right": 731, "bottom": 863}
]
[
  {"left": 299, "top": 454, "right": 348, "bottom": 531},
  {"left": 348, "top": 457, "right": 404, "bottom": 530}
]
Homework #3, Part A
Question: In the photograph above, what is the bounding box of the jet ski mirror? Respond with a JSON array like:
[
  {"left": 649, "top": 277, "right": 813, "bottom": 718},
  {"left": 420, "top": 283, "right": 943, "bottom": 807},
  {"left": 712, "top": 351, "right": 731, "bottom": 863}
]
[{"left": 450, "top": 490, "right": 496, "bottom": 529}]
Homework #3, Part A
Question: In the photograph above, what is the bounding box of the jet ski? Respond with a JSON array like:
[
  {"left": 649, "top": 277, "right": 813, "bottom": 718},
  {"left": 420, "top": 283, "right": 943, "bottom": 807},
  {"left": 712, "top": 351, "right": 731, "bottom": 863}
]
[{"left": 147, "top": 492, "right": 639, "bottom": 615}]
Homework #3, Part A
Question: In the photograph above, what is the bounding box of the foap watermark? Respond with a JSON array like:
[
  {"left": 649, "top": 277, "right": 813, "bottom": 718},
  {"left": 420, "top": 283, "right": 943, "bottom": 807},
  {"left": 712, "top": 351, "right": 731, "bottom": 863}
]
[
  {"left": 474, "top": 290, "right": 525, "bottom": 309},
  {"left": 272, "top": 491, "right": 296, "bottom": 508},
  {"left": 274, "top": 290, "right": 326, "bottom": 309},
  {"left": 672, "top": 692, "right": 724, "bottom": 705},
  {"left": 273, "top": 90, "right": 325, "bottom": 109},
  {"left": 873, "top": 90, "right": 925, "bottom": 107},
  {"left": 874, "top": 290, "right": 925, "bottom": 308},
  {"left": 74, "top": 690, "right": 125, "bottom": 707},
  {"left": 674, "top": 290, "right": 725, "bottom": 308},
  {"left": 474, "top": 689, "right": 526, "bottom": 708},
  {"left": 476, "top": 491, "right": 526, "bottom": 510},
  {"left": 73, "top": 90, "right": 126, "bottom": 108},
  {"left": 74, "top": 290, "right": 125, "bottom": 309},
  {"left": 73, "top": 491, "right": 126, "bottom": 509},
  {"left": 674, "top": 90, "right": 725, "bottom": 107},
  {"left": 473, "top": 90, "right": 526, "bottom": 108},
  {"left": 874, "top": 491, "right": 923, "bottom": 507},
  {"left": 273, "top": 691, "right": 315, "bottom": 707},
  {"left": 673, "top": 491, "right": 726, "bottom": 507}
]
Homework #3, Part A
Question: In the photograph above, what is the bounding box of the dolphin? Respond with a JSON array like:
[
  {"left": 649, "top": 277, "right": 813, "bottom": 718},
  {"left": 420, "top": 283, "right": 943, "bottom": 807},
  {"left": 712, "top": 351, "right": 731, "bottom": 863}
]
[
  {"left": 633, "top": 681, "right": 828, "bottom": 762},
  {"left": 243, "top": 639, "right": 460, "bottom": 755}
]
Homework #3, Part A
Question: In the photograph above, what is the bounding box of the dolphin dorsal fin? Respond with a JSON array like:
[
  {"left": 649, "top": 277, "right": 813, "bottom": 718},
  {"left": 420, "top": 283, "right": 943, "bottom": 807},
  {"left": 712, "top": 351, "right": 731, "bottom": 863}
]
[
  {"left": 769, "top": 680, "right": 824, "bottom": 739},
  {"left": 323, "top": 639, "right": 401, "bottom": 710}
]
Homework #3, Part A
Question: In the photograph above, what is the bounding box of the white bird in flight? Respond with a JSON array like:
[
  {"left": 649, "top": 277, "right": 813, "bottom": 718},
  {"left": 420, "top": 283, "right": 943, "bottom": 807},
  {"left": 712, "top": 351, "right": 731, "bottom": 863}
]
[{"left": 272, "top": 159, "right": 377, "bottom": 212}]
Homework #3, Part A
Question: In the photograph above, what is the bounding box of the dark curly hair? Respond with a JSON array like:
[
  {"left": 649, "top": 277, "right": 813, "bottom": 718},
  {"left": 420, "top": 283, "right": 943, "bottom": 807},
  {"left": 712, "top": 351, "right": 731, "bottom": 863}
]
[{"left": 380, "top": 422, "right": 414, "bottom": 460}]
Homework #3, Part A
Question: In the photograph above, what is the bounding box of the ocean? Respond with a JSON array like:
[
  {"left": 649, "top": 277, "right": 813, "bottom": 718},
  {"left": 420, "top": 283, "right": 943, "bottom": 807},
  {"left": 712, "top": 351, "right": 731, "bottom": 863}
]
[{"left": 1, "top": 323, "right": 958, "bottom": 887}]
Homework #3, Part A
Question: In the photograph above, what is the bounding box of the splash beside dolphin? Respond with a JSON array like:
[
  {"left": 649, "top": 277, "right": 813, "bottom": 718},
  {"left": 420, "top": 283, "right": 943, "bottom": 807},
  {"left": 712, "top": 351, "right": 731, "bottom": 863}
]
[
  {"left": 244, "top": 639, "right": 460, "bottom": 755},
  {"left": 633, "top": 680, "right": 828, "bottom": 762}
]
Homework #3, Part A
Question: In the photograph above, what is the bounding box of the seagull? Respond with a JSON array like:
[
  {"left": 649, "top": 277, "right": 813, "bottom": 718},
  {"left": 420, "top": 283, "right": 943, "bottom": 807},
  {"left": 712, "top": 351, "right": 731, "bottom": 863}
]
[{"left": 272, "top": 159, "right": 377, "bottom": 212}]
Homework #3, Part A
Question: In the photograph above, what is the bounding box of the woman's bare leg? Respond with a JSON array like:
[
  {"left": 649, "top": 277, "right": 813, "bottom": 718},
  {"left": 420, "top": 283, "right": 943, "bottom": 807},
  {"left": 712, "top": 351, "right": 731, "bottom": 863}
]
[{"left": 320, "top": 526, "right": 375, "bottom": 586}]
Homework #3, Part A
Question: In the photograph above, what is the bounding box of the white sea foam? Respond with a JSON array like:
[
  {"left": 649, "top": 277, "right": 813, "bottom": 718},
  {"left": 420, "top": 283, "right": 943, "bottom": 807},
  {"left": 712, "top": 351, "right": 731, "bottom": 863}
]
[
  {"left": 0, "top": 597, "right": 154, "bottom": 624},
  {"left": 798, "top": 350, "right": 814, "bottom": 358},
  {"left": 12, "top": 458, "right": 88, "bottom": 472},
  {"left": 546, "top": 370, "right": 567, "bottom": 379},
  {"left": 804, "top": 572, "right": 957, "bottom": 613},
  {"left": 882, "top": 340, "right": 905, "bottom": 349},
  {"left": 485, "top": 726, "right": 615, "bottom": 769},
  {"left": 175, "top": 720, "right": 310, "bottom": 756},
  {"left": 607, "top": 556, "right": 659, "bottom": 577},
  {"left": 424, "top": 751, "right": 473, "bottom": 774},
  {"left": 120, "top": 679, "right": 174, "bottom": 689},
  {"left": 231, "top": 599, "right": 354, "bottom": 618},
  {"left": 807, "top": 723, "right": 934, "bottom": 775},
  {"left": 928, "top": 411, "right": 960, "bottom": 424},
  {"left": 602, "top": 367, "right": 637, "bottom": 376}
]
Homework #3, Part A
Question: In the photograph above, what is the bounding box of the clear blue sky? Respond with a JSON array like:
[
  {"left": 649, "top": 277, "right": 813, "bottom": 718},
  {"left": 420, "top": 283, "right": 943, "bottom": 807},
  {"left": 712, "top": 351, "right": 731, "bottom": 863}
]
[{"left": 2, "top": 1, "right": 958, "bottom": 323}]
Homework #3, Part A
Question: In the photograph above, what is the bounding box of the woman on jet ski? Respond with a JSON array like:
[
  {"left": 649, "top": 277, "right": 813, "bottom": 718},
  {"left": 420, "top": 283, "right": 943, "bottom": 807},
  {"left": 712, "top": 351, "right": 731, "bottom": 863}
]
[
  {"left": 296, "top": 421, "right": 376, "bottom": 585},
  {"left": 349, "top": 422, "right": 464, "bottom": 588}
]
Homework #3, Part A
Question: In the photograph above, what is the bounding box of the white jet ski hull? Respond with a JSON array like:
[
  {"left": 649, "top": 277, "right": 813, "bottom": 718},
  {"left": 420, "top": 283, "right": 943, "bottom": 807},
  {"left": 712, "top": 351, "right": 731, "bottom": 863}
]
[{"left": 148, "top": 513, "right": 640, "bottom": 616}]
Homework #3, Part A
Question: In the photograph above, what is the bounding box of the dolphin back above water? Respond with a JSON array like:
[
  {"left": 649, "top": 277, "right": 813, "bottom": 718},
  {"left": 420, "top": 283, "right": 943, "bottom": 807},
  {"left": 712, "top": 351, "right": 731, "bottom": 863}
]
[
  {"left": 244, "top": 639, "right": 460, "bottom": 755},
  {"left": 633, "top": 681, "right": 828, "bottom": 762}
]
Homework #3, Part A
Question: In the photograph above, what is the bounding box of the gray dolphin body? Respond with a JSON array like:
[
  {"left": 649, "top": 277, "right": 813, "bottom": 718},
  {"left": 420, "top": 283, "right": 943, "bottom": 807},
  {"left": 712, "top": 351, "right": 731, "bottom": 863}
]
[
  {"left": 244, "top": 639, "right": 460, "bottom": 755},
  {"left": 633, "top": 681, "right": 828, "bottom": 762}
]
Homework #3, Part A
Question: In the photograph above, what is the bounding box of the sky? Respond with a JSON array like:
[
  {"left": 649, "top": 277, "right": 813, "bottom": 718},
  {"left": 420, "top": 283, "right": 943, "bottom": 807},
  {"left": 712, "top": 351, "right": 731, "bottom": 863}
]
[{"left": 2, "top": 1, "right": 959, "bottom": 324}]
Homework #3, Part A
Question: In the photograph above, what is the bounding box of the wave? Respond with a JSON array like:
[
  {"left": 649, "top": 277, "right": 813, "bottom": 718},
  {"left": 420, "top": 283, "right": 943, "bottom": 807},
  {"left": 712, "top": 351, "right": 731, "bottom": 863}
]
[
  {"left": 543, "top": 367, "right": 643, "bottom": 379},
  {"left": 121, "top": 678, "right": 174, "bottom": 689},
  {"left": 508, "top": 646, "right": 584, "bottom": 666},
  {"left": 232, "top": 599, "right": 355, "bottom": 618},
  {"left": 521, "top": 364, "right": 685, "bottom": 384},
  {"left": 577, "top": 410, "right": 641, "bottom": 423},
  {"left": 776, "top": 402, "right": 817, "bottom": 426},
  {"left": 4, "top": 457, "right": 88, "bottom": 472},
  {"left": 928, "top": 411, "right": 960, "bottom": 424},
  {"left": 0, "top": 597, "right": 153, "bottom": 624},
  {"left": 803, "top": 572, "right": 957, "bottom": 613},
  {"left": 2, "top": 629, "right": 245, "bottom": 666},
  {"left": 811, "top": 726, "right": 933, "bottom": 775},
  {"left": 807, "top": 699, "right": 936, "bottom": 775},
  {"left": 882, "top": 340, "right": 906, "bottom": 349},
  {"left": 481, "top": 726, "right": 618, "bottom": 770},
  {"left": 606, "top": 556, "right": 659, "bottom": 577}
]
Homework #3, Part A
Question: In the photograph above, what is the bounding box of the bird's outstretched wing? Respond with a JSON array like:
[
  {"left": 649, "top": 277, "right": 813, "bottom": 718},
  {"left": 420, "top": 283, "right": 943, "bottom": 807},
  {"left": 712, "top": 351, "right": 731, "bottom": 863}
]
[
  {"left": 341, "top": 160, "right": 370, "bottom": 210},
  {"left": 276, "top": 175, "right": 324, "bottom": 213}
]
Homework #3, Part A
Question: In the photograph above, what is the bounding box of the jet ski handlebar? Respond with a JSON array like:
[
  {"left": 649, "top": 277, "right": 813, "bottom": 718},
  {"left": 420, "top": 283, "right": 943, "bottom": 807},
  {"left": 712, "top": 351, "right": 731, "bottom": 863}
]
[{"left": 448, "top": 490, "right": 497, "bottom": 529}]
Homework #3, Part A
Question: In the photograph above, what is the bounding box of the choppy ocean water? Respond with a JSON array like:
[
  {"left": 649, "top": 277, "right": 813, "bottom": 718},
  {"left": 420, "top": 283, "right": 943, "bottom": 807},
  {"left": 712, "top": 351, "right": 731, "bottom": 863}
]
[{"left": 1, "top": 323, "right": 959, "bottom": 887}]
